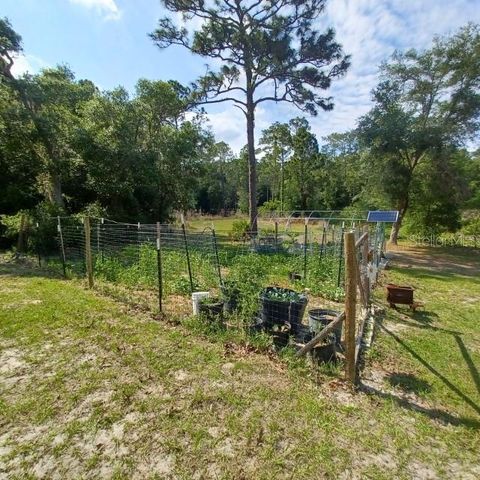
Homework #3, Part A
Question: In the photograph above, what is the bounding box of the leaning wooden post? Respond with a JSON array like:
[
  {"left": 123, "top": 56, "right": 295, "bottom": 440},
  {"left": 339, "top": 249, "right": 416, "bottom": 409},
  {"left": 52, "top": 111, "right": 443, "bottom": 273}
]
[
  {"left": 84, "top": 216, "right": 94, "bottom": 288},
  {"left": 344, "top": 231, "right": 357, "bottom": 384}
]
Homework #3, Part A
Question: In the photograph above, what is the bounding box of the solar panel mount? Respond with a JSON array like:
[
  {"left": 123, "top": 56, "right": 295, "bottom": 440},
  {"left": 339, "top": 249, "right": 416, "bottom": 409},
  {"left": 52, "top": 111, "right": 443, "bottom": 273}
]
[{"left": 367, "top": 210, "right": 399, "bottom": 223}]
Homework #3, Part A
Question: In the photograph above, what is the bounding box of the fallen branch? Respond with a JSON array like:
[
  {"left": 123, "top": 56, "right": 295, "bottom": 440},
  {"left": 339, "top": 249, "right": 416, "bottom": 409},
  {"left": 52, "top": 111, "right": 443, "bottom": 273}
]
[{"left": 295, "top": 311, "right": 345, "bottom": 357}]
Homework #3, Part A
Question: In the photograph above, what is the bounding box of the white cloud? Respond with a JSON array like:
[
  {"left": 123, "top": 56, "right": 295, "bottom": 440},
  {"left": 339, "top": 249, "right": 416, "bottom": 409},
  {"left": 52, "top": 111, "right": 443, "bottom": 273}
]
[
  {"left": 202, "top": 0, "right": 480, "bottom": 151},
  {"left": 69, "top": 0, "right": 122, "bottom": 21},
  {"left": 11, "top": 54, "right": 48, "bottom": 77}
]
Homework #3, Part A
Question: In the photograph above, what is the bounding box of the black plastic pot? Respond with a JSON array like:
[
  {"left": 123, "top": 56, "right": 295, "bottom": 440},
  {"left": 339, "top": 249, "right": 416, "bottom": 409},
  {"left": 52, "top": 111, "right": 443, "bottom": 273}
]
[
  {"left": 293, "top": 324, "right": 314, "bottom": 344},
  {"left": 272, "top": 330, "right": 290, "bottom": 349},
  {"left": 310, "top": 343, "right": 337, "bottom": 363},
  {"left": 199, "top": 300, "right": 224, "bottom": 322},
  {"left": 259, "top": 287, "right": 308, "bottom": 333},
  {"left": 308, "top": 308, "right": 342, "bottom": 342}
]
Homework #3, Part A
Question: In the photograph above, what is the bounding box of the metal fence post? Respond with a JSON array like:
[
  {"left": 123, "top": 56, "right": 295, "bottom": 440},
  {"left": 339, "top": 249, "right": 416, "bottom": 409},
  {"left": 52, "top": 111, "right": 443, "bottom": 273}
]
[
  {"left": 303, "top": 220, "right": 308, "bottom": 281},
  {"left": 35, "top": 222, "right": 41, "bottom": 267},
  {"left": 319, "top": 224, "right": 326, "bottom": 260},
  {"left": 274, "top": 221, "right": 278, "bottom": 251},
  {"left": 337, "top": 223, "right": 345, "bottom": 287},
  {"left": 84, "top": 216, "right": 94, "bottom": 288},
  {"left": 181, "top": 216, "right": 194, "bottom": 294},
  {"left": 57, "top": 216, "right": 67, "bottom": 278},
  {"left": 211, "top": 226, "right": 222, "bottom": 287}
]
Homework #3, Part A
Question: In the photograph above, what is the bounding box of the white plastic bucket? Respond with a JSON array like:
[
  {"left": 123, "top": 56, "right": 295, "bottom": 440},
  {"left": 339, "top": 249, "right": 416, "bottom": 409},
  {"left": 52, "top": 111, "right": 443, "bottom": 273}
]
[{"left": 192, "top": 292, "right": 210, "bottom": 315}]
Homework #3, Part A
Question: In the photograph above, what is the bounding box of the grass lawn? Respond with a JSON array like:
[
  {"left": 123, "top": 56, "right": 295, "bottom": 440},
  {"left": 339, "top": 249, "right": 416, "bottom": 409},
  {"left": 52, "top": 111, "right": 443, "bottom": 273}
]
[
  {"left": 186, "top": 215, "right": 314, "bottom": 235},
  {"left": 0, "top": 248, "right": 479, "bottom": 479},
  {"left": 365, "top": 245, "right": 480, "bottom": 423}
]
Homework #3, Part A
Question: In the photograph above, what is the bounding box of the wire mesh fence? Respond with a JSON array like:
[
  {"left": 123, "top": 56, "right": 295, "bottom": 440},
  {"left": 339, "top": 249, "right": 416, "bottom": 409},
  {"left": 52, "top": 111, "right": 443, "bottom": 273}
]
[{"left": 28, "top": 215, "right": 385, "bottom": 374}]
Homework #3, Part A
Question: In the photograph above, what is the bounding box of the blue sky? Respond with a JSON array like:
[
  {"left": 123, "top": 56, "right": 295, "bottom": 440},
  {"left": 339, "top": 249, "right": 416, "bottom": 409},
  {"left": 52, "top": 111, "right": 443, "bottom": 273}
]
[{"left": 4, "top": 0, "right": 480, "bottom": 152}]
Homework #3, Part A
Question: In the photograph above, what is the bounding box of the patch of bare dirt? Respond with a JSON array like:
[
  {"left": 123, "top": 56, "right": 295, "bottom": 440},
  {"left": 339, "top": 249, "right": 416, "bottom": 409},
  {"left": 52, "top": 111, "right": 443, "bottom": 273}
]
[{"left": 387, "top": 244, "right": 480, "bottom": 276}]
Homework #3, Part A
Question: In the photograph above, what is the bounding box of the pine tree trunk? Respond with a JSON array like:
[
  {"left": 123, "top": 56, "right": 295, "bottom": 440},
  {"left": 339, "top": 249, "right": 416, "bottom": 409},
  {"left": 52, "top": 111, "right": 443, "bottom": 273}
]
[
  {"left": 46, "top": 172, "right": 65, "bottom": 209},
  {"left": 246, "top": 97, "right": 257, "bottom": 234}
]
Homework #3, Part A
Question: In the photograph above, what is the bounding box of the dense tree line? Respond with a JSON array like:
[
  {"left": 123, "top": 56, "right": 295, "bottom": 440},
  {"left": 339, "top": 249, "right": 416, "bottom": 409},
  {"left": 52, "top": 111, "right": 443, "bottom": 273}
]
[{"left": 1, "top": 16, "right": 479, "bottom": 244}]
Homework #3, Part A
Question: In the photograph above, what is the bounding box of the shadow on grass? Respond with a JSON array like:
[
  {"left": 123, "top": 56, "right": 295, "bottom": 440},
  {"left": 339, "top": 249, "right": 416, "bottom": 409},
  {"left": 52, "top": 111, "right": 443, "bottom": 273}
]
[
  {"left": 386, "top": 372, "right": 432, "bottom": 395},
  {"left": 360, "top": 381, "right": 480, "bottom": 428},
  {"left": 388, "top": 307, "right": 439, "bottom": 324},
  {"left": 454, "top": 335, "right": 480, "bottom": 396},
  {"left": 0, "top": 256, "right": 64, "bottom": 280},
  {"left": 391, "top": 317, "right": 462, "bottom": 335},
  {"left": 378, "top": 323, "right": 480, "bottom": 419},
  {"left": 392, "top": 265, "right": 480, "bottom": 283}
]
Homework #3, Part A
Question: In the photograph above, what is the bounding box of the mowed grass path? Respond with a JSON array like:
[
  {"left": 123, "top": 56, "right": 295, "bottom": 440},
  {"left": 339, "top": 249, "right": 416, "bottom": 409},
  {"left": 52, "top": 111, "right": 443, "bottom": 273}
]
[
  {"left": 367, "top": 246, "right": 480, "bottom": 422},
  {"left": 0, "top": 254, "right": 479, "bottom": 479}
]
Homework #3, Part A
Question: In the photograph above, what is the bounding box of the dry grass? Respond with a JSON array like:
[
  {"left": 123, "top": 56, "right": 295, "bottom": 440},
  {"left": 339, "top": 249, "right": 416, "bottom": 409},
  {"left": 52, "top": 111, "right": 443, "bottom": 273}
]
[{"left": 0, "top": 253, "right": 479, "bottom": 479}]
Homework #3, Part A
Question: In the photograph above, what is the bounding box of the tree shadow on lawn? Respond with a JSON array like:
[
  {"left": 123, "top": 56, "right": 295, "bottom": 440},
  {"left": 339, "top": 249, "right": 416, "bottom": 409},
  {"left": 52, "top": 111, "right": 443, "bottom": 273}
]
[
  {"left": 454, "top": 334, "right": 480, "bottom": 396},
  {"left": 391, "top": 266, "right": 480, "bottom": 285},
  {"left": 386, "top": 372, "right": 432, "bottom": 395},
  {"left": 389, "top": 306, "right": 439, "bottom": 325},
  {"left": 0, "top": 256, "right": 65, "bottom": 280},
  {"left": 389, "top": 246, "right": 480, "bottom": 278},
  {"left": 359, "top": 381, "right": 480, "bottom": 429},
  {"left": 368, "top": 322, "right": 480, "bottom": 427}
]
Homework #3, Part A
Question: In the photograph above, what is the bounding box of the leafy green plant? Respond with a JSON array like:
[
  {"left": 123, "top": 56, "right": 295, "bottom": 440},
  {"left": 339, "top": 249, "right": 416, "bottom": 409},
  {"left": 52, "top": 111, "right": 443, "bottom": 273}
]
[
  {"left": 262, "top": 287, "right": 305, "bottom": 303},
  {"left": 230, "top": 219, "right": 250, "bottom": 241},
  {"left": 258, "top": 199, "right": 281, "bottom": 216}
]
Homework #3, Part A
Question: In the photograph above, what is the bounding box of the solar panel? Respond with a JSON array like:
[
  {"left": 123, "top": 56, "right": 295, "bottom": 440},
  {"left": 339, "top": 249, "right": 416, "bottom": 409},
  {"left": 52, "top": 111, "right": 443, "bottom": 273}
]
[{"left": 367, "top": 210, "right": 399, "bottom": 223}]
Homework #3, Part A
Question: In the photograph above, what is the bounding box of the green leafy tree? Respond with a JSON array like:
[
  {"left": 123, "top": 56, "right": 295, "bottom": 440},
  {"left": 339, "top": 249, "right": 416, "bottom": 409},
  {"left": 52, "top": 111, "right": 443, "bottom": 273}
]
[
  {"left": 259, "top": 122, "right": 292, "bottom": 212},
  {"left": 0, "top": 17, "right": 22, "bottom": 81},
  {"left": 320, "top": 131, "right": 366, "bottom": 210},
  {"left": 0, "top": 82, "right": 40, "bottom": 213},
  {"left": 196, "top": 141, "right": 237, "bottom": 214},
  {"left": 150, "top": 0, "right": 350, "bottom": 232},
  {"left": 284, "top": 117, "right": 322, "bottom": 210},
  {"left": 80, "top": 81, "right": 211, "bottom": 220},
  {"left": 358, "top": 24, "right": 480, "bottom": 243}
]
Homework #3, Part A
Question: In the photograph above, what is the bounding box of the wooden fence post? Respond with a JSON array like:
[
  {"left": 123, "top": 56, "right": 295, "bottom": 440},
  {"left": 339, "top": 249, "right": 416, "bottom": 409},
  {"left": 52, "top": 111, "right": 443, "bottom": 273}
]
[
  {"left": 84, "top": 217, "right": 94, "bottom": 288},
  {"left": 344, "top": 231, "right": 357, "bottom": 384},
  {"left": 156, "top": 222, "right": 163, "bottom": 313},
  {"left": 362, "top": 227, "right": 370, "bottom": 300}
]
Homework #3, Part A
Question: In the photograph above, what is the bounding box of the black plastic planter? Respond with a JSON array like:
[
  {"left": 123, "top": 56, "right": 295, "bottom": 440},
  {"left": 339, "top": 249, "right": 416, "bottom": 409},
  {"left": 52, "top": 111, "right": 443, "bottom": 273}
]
[
  {"left": 310, "top": 343, "right": 337, "bottom": 363},
  {"left": 308, "top": 308, "right": 342, "bottom": 342},
  {"left": 293, "top": 324, "right": 315, "bottom": 344},
  {"left": 199, "top": 300, "right": 224, "bottom": 322},
  {"left": 259, "top": 287, "right": 308, "bottom": 333}
]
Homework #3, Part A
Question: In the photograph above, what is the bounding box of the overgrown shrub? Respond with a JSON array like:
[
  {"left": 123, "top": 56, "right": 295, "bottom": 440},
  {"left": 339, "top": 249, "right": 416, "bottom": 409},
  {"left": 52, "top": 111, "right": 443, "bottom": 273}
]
[{"left": 230, "top": 219, "right": 250, "bottom": 241}]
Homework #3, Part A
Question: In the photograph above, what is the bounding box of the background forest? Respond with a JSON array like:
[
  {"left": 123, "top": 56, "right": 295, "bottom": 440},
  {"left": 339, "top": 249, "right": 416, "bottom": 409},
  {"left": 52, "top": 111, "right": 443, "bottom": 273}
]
[{"left": 1, "top": 17, "right": 479, "bottom": 244}]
